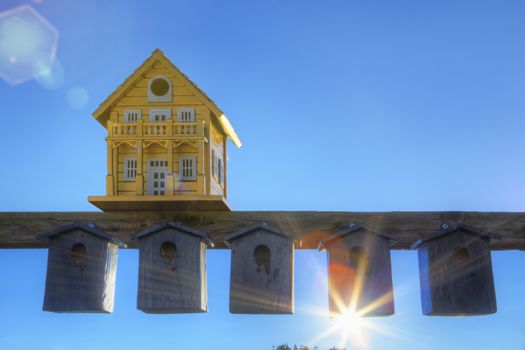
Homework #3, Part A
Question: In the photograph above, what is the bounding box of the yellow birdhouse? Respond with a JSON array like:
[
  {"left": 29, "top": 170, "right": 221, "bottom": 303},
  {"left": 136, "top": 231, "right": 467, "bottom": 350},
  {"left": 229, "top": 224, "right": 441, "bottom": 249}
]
[{"left": 88, "top": 49, "right": 241, "bottom": 211}]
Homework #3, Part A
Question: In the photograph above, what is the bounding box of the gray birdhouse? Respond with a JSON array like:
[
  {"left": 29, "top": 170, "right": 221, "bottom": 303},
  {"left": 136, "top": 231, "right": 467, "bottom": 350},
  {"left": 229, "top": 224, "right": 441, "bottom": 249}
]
[
  {"left": 37, "top": 223, "right": 126, "bottom": 313},
  {"left": 318, "top": 223, "right": 397, "bottom": 317},
  {"left": 224, "top": 223, "right": 294, "bottom": 314},
  {"left": 411, "top": 223, "right": 501, "bottom": 316},
  {"left": 132, "top": 221, "right": 213, "bottom": 313}
]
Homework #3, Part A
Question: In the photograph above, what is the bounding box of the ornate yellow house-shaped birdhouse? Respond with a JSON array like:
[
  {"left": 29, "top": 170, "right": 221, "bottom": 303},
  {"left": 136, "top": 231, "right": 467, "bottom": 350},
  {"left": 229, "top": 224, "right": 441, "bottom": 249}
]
[{"left": 88, "top": 49, "right": 241, "bottom": 211}]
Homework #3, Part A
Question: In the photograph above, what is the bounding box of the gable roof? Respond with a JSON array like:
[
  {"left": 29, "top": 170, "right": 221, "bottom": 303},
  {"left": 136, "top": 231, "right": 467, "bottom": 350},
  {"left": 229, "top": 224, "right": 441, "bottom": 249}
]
[
  {"left": 92, "top": 49, "right": 241, "bottom": 148},
  {"left": 223, "top": 222, "right": 291, "bottom": 244},
  {"left": 37, "top": 223, "right": 127, "bottom": 247},
  {"left": 318, "top": 223, "right": 398, "bottom": 251},
  {"left": 131, "top": 221, "right": 213, "bottom": 247},
  {"left": 411, "top": 223, "right": 501, "bottom": 250}
]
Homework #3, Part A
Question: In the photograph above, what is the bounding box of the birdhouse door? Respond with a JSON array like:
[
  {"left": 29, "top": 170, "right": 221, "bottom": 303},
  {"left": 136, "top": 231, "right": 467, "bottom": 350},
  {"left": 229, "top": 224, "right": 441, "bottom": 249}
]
[{"left": 147, "top": 159, "right": 168, "bottom": 196}]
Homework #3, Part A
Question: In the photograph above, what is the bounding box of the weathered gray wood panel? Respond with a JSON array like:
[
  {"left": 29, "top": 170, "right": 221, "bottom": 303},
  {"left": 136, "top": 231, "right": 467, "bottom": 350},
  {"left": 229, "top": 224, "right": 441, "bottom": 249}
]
[
  {"left": 43, "top": 230, "right": 119, "bottom": 313},
  {"left": 417, "top": 230, "right": 497, "bottom": 315},
  {"left": 325, "top": 231, "right": 395, "bottom": 317},
  {"left": 137, "top": 228, "right": 207, "bottom": 313},
  {"left": 2, "top": 211, "right": 525, "bottom": 250},
  {"left": 229, "top": 230, "right": 294, "bottom": 314}
]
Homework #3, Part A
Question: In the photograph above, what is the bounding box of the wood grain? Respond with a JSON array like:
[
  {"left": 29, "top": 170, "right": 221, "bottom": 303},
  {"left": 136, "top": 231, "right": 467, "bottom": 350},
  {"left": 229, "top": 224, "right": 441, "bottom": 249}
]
[
  {"left": 42, "top": 229, "right": 119, "bottom": 313},
  {"left": 417, "top": 230, "right": 497, "bottom": 315},
  {"left": 1, "top": 211, "right": 525, "bottom": 250},
  {"left": 229, "top": 229, "right": 294, "bottom": 314},
  {"left": 324, "top": 231, "right": 395, "bottom": 317},
  {"left": 137, "top": 227, "right": 207, "bottom": 313}
]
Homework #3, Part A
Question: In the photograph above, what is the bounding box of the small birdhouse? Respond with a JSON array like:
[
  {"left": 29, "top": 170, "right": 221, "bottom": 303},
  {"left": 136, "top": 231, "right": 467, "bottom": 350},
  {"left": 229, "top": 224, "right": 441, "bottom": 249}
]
[
  {"left": 132, "top": 221, "right": 213, "bottom": 313},
  {"left": 37, "top": 223, "right": 126, "bottom": 313},
  {"left": 411, "top": 223, "right": 501, "bottom": 316},
  {"left": 318, "top": 223, "right": 397, "bottom": 317},
  {"left": 224, "top": 223, "right": 294, "bottom": 314}
]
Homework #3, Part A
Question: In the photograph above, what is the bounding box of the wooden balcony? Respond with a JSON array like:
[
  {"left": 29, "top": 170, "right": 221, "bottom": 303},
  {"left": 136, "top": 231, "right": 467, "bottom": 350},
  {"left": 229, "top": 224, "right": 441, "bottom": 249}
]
[{"left": 108, "top": 120, "right": 203, "bottom": 139}]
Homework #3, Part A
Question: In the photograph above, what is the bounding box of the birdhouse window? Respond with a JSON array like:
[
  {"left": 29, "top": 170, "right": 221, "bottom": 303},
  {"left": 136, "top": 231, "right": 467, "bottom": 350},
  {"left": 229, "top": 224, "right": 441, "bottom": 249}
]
[
  {"left": 218, "top": 158, "right": 223, "bottom": 185},
  {"left": 254, "top": 244, "right": 271, "bottom": 273},
  {"left": 124, "top": 157, "right": 137, "bottom": 181},
  {"left": 213, "top": 152, "right": 219, "bottom": 180},
  {"left": 211, "top": 150, "right": 216, "bottom": 178},
  {"left": 124, "top": 110, "right": 141, "bottom": 123},
  {"left": 177, "top": 108, "right": 195, "bottom": 122},
  {"left": 149, "top": 109, "right": 171, "bottom": 122},
  {"left": 179, "top": 155, "right": 196, "bottom": 181},
  {"left": 148, "top": 76, "right": 172, "bottom": 102}
]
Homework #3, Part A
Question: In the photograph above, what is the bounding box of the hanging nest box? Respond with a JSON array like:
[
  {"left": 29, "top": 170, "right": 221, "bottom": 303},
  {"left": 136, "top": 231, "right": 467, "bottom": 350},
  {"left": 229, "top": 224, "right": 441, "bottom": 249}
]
[
  {"left": 37, "top": 223, "right": 126, "bottom": 313},
  {"left": 412, "top": 223, "right": 501, "bottom": 316}
]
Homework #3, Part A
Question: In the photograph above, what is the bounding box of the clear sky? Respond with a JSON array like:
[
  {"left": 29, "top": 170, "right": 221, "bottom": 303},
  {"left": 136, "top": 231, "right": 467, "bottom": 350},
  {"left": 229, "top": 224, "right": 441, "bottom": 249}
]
[{"left": 1, "top": 0, "right": 525, "bottom": 349}]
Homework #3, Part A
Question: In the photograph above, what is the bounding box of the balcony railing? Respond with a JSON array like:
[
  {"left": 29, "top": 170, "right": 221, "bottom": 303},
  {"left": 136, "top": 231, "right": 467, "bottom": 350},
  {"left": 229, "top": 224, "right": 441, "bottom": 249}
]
[{"left": 108, "top": 120, "right": 202, "bottom": 138}]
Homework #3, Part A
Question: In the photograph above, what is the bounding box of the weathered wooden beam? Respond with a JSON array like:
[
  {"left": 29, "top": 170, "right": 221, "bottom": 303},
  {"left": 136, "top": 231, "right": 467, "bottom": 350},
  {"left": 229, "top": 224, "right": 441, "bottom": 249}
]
[{"left": 1, "top": 211, "right": 525, "bottom": 250}]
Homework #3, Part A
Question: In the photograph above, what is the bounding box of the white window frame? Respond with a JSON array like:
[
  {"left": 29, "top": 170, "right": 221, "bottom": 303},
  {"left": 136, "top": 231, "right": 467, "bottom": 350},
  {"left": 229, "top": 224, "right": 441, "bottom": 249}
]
[
  {"left": 179, "top": 155, "right": 197, "bottom": 181},
  {"left": 149, "top": 108, "right": 172, "bottom": 122},
  {"left": 123, "top": 157, "right": 138, "bottom": 181},
  {"left": 124, "top": 110, "right": 142, "bottom": 123},
  {"left": 148, "top": 76, "right": 172, "bottom": 102},
  {"left": 177, "top": 108, "right": 196, "bottom": 122},
  {"left": 211, "top": 150, "right": 216, "bottom": 178},
  {"left": 218, "top": 158, "right": 223, "bottom": 185}
]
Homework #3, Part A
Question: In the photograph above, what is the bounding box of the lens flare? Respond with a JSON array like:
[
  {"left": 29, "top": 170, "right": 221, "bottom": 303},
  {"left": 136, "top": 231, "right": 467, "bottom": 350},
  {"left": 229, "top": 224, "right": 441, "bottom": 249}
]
[
  {"left": 35, "top": 58, "right": 64, "bottom": 90},
  {"left": 0, "top": 5, "right": 59, "bottom": 85}
]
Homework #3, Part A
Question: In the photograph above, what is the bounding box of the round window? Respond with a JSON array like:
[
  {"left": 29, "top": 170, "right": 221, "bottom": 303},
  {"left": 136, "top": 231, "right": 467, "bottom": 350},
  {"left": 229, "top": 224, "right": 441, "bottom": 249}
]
[{"left": 150, "top": 77, "right": 170, "bottom": 96}]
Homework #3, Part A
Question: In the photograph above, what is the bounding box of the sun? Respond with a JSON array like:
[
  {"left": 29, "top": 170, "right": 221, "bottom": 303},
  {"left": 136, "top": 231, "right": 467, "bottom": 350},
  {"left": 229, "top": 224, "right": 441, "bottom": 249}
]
[{"left": 334, "top": 308, "right": 368, "bottom": 348}]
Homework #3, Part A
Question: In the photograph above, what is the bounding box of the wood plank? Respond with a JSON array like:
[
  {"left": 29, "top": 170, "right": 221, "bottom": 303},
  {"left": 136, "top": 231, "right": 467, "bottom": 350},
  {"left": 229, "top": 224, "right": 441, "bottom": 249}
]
[{"left": 0, "top": 211, "right": 524, "bottom": 250}]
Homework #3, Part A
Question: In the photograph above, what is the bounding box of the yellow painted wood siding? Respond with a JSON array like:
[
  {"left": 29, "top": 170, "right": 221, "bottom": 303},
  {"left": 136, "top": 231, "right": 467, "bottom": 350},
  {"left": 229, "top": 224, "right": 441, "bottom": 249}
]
[
  {"left": 111, "top": 64, "right": 205, "bottom": 124},
  {"left": 210, "top": 118, "right": 225, "bottom": 196},
  {"left": 107, "top": 58, "right": 228, "bottom": 200}
]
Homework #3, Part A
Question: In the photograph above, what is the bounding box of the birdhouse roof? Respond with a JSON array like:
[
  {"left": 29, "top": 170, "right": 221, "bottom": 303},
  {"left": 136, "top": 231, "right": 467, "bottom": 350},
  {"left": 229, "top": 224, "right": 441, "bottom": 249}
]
[
  {"left": 92, "top": 48, "right": 241, "bottom": 148},
  {"left": 223, "top": 223, "right": 291, "bottom": 244},
  {"left": 318, "top": 223, "right": 398, "bottom": 251},
  {"left": 37, "top": 223, "right": 127, "bottom": 247},
  {"left": 411, "top": 223, "right": 502, "bottom": 250},
  {"left": 131, "top": 221, "right": 213, "bottom": 247}
]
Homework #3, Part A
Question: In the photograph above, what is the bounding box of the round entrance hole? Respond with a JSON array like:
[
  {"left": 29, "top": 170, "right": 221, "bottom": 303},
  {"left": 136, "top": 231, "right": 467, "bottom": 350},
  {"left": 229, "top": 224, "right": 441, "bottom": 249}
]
[
  {"left": 150, "top": 77, "right": 169, "bottom": 96},
  {"left": 70, "top": 243, "right": 86, "bottom": 271},
  {"left": 349, "top": 246, "right": 367, "bottom": 269},
  {"left": 254, "top": 244, "right": 271, "bottom": 273},
  {"left": 160, "top": 241, "right": 178, "bottom": 264}
]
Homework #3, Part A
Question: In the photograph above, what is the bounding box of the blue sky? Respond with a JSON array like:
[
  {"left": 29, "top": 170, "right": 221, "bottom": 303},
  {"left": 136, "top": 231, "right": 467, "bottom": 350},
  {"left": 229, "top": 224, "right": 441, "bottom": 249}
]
[{"left": 1, "top": 0, "right": 525, "bottom": 349}]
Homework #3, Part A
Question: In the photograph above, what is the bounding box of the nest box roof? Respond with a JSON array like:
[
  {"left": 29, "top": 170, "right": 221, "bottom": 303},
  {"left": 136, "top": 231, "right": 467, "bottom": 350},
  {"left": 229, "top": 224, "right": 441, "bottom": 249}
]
[
  {"left": 37, "top": 223, "right": 127, "bottom": 247},
  {"left": 223, "top": 223, "right": 291, "bottom": 244},
  {"left": 411, "top": 223, "right": 502, "bottom": 250},
  {"left": 318, "top": 223, "right": 398, "bottom": 251},
  {"left": 131, "top": 221, "right": 213, "bottom": 247},
  {"left": 92, "top": 48, "right": 241, "bottom": 148}
]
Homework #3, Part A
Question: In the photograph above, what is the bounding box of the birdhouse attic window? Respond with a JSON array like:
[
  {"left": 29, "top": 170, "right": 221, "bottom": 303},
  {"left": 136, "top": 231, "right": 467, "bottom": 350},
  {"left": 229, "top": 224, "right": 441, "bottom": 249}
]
[
  {"left": 179, "top": 155, "right": 196, "bottom": 181},
  {"left": 124, "top": 110, "right": 141, "bottom": 122},
  {"left": 124, "top": 157, "right": 137, "bottom": 181},
  {"left": 177, "top": 108, "right": 195, "bottom": 122},
  {"left": 148, "top": 76, "right": 172, "bottom": 102}
]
